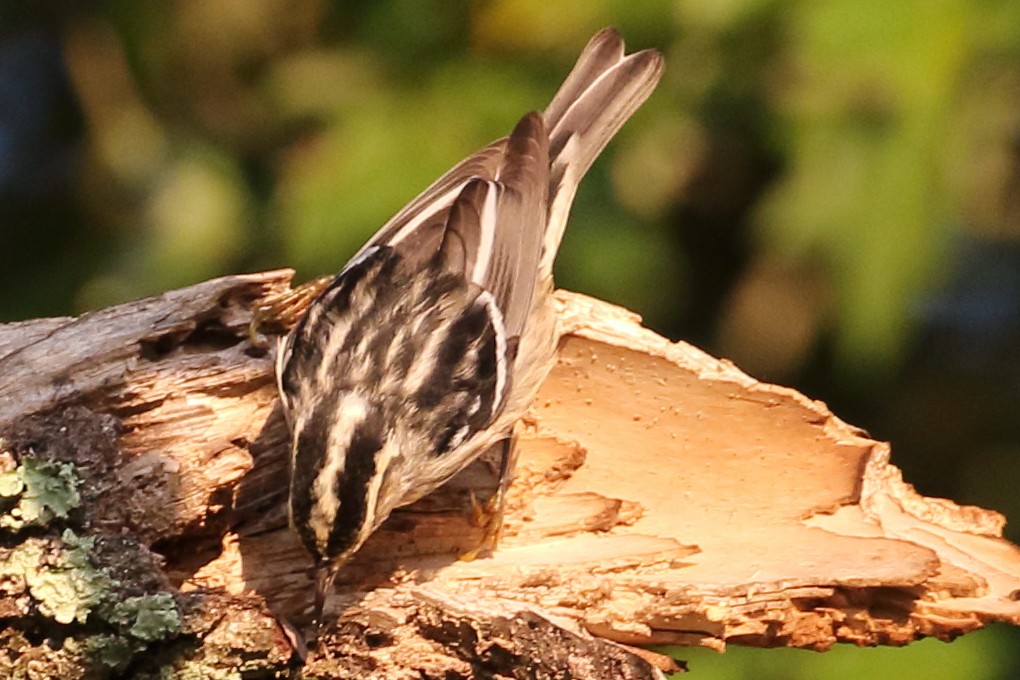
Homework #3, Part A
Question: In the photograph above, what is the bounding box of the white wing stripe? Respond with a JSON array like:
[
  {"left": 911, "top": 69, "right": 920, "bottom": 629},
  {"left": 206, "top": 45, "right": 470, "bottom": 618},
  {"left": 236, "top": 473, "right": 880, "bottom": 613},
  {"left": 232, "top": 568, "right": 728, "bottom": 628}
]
[
  {"left": 477, "top": 289, "right": 508, "bottom": 415},
  {"left": 470, "top": 181, "right": 500, "bottom": 284},
  {"left": 383, "top": 183, "right": 467, "bottom": 249}
]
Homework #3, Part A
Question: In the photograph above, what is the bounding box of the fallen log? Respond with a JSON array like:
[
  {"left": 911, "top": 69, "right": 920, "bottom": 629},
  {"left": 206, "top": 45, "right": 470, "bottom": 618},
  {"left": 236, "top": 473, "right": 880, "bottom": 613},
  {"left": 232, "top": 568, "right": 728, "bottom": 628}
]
[{"left": 1, "top": 270, "right": 1017, "bottom": 678}]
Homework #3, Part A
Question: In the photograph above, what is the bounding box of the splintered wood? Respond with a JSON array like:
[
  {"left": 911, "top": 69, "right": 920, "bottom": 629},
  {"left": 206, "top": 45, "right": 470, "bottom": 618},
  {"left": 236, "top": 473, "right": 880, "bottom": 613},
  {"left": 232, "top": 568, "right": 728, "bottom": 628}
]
[
  {"left": 2, "top": 272, "right": 1019, "bottom": 678},
  {"left": 511, "top": 292, "right": 1020, "bottom": 649}
]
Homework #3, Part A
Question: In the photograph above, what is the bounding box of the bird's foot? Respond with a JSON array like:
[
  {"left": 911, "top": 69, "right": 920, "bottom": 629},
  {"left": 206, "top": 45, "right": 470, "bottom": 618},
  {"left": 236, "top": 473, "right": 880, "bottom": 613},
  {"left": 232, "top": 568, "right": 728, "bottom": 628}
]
[{"left": 248, "top": 274, "right": 333, "bottom": 348}]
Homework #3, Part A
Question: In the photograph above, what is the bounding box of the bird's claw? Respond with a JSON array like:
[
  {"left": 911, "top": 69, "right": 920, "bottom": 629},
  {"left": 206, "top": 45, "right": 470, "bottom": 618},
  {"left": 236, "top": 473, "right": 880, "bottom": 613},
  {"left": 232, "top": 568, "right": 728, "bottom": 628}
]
[{"left": 248, "top": 275, "right": 333, "bottom": 348}]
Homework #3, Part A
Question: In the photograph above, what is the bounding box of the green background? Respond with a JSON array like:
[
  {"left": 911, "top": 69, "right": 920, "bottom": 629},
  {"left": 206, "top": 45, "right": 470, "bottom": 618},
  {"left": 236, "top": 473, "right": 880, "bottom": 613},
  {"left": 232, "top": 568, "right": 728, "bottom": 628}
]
[{"left": 2, "top": 1, "right": 1019, "bottom": 676}]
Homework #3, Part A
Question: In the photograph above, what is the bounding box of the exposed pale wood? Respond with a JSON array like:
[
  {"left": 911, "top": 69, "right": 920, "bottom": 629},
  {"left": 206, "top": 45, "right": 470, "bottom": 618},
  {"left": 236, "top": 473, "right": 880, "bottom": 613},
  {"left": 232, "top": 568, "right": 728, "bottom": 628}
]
[{"left": 1, "top": 273, "right": 1019, "bottom": 678}]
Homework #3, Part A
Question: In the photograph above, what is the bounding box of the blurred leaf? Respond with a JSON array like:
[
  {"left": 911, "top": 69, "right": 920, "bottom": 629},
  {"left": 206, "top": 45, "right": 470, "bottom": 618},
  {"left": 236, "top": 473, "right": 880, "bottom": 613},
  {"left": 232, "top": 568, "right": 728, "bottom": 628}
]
[
  {"left": 264, "top": 48, "right": 387, "bottom": 120},
  {"left": 473, "top": 0, "right": 610, "bottom": 53},
  {"left": 677, "top": 0, "right": 777, "bottom": 31},
  {"left": 664, "top": 626, "right": 1016, "bottom": 679},
  {"left": 758, "top": 0, "right": 970, "bottom": 372},
  {"left": 275, "top": 59, "right": 541, "bottom": 275},
  {"left": 144, "top": 145, "right": 251, "bottom": 285},
  {"left": 360, "top": 0, "right": 468, "bottom": 60},
  {"left": 558, "top": 182, "right": 685, "bottom": 330}
]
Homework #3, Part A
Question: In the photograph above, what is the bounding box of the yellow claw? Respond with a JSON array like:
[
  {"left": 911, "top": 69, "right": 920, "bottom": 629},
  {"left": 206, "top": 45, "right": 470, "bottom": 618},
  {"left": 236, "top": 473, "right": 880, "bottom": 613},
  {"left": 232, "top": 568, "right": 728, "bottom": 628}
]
[
  {"left": 248, "top": 274, "right": 334, "bottom": 348},
  {"left": 460, "top": 489, "right": 507, "bottom": 562}
]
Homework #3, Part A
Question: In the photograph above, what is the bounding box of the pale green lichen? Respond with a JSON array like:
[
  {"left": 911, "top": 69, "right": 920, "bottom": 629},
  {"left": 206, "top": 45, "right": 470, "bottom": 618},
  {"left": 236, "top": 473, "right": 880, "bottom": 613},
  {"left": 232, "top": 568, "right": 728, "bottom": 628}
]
[
  {"left": 108, "top": 592, "right": 182, "bottom": 642},
  {"left": 92, "top": 635, "right": 135, "bottom": 669},
  {"left": 75, "top": 598, "right": 183, "bottom": 673},
  {"left": 0, "top": 457, "right": 81, "bottom": 530},
  {"left": 38, "top": 530, "right": 113, "bottom": 625},
  {"left": 0, "top": 457, "right": 184, "bottom": 674},
  {"left": 0, "top": 529, "right": 112, "bottom": 624},
  {"left": 0, "top": 468, "right": 22, "bottom": 496}
]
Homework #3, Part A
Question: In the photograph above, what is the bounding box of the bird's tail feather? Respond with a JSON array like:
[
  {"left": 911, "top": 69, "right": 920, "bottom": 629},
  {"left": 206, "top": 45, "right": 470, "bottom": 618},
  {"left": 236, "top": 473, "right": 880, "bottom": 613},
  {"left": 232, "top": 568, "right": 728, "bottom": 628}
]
[{"left": 540, "top": 28, "right": 664, "bottom": 274}]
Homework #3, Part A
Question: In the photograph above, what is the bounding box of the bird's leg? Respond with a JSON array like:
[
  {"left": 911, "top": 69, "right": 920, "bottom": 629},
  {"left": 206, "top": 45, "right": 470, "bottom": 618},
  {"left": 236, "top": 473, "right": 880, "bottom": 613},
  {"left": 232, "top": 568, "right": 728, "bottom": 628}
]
[
  {"left": 492, "top": 433, "right": 520, "bottom": 538},
  {"left": 248, "top": 274, "right": 334, "bottom": 348},
  {"left": 465, "top": 434, "right": 518, "bottom": 559}
]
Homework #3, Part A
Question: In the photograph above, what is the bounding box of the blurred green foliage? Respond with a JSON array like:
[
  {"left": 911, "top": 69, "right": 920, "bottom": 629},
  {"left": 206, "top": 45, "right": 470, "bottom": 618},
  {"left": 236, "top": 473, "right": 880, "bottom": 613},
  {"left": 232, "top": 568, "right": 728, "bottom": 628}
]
[
  {"left": 665, "top": 625, "right": 1015, "bottom": 680},
  {"left": 2, "top": 1, "right": 1020, "bottom": 677}
]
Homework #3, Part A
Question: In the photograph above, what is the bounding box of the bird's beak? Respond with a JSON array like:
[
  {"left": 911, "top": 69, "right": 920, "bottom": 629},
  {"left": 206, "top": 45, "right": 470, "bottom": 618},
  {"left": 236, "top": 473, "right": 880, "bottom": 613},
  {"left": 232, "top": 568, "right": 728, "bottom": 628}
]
[{"left": 314, "top": 562, "right": 339, "bottom": 630}]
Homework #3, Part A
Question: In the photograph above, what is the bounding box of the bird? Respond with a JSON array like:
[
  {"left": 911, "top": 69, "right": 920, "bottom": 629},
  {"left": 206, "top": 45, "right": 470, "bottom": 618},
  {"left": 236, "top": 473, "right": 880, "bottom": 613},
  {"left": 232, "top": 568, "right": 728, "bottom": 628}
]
[{"left": 274, "top": 27, "right": 663, "bottom": 625}]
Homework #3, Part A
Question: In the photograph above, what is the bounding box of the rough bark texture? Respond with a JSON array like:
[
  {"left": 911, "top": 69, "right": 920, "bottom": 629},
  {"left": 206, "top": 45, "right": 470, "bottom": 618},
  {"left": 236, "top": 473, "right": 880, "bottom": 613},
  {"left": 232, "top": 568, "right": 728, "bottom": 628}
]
[{"left": 1, "top": 270, "right": 1019, "bottom": 678}]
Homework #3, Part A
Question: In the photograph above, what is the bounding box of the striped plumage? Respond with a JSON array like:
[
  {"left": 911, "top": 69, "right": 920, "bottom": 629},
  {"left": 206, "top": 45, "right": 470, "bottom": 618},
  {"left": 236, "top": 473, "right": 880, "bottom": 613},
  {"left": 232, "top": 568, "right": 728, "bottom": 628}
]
[{"left": 276, "top": 28, "right": 663, "bottom": 620}]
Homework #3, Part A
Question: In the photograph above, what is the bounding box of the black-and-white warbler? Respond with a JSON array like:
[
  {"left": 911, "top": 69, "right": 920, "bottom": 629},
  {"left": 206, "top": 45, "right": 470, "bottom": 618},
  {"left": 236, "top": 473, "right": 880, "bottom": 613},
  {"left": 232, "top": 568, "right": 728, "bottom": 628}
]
[{"left": 276, "top": 28, "right": 663, "bottom": 622}]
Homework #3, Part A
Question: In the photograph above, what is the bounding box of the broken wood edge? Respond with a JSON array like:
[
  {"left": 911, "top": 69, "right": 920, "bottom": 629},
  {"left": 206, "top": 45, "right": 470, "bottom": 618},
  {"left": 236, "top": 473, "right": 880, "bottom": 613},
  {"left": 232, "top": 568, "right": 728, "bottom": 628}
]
[
  {"left": 553, "top": 289, "right": 1009, "bottom": 538},
  {"left": 533, "top": 289, "right": 1020, "bottom": 643}
]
